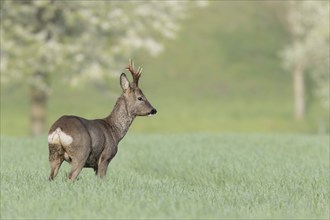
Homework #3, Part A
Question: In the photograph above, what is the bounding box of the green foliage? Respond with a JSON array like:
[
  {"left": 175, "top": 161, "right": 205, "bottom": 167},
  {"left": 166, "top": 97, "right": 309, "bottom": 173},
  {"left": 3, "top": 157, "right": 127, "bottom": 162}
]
[
  {"left": 1, "top": 1, "right": 328, "bottom": 136},
  {"left": 135, "top": 1, "right": 328, "bottom": 134},
  {"left": 1, "top": 134, "right": 329, "bottom": 219}
]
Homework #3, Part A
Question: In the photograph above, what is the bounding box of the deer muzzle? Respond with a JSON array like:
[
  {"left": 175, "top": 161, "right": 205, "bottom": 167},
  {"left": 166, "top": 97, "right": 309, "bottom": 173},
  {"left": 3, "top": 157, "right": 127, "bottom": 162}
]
[{"left": 148, "top": 108, "right": 157, "bottom": 116}]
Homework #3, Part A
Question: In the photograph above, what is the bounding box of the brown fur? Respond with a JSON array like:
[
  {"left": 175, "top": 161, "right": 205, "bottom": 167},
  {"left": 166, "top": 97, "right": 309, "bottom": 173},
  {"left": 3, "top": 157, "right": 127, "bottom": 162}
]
[{"left": 48, "top": 64, "right": 156, "bottom": 181}]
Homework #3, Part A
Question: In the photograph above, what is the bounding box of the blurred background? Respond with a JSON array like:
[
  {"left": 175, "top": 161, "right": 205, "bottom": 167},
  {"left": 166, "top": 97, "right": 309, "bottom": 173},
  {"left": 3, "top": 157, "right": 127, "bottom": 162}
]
[{"left": 1, "top": 0, "right": 329, "bottom": 136}]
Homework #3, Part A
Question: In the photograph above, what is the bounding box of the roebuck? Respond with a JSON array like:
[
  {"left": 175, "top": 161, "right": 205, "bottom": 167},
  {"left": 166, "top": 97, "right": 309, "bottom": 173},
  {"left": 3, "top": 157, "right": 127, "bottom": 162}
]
[{"left": 48, "top": 60, "right": 157, "bottom": 181}]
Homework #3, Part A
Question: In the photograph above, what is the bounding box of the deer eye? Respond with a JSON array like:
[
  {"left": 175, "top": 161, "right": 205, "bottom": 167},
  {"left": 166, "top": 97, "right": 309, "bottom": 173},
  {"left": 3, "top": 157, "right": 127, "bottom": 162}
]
[{"left": 137, "top": 97, "right": 143, "bottom": 101}]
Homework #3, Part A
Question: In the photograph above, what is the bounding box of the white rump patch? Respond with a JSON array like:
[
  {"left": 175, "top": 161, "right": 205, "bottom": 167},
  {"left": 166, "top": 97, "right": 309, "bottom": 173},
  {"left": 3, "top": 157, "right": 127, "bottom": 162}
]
[{"left": 48, "top": 128, "right": 73, "bottom": 146}]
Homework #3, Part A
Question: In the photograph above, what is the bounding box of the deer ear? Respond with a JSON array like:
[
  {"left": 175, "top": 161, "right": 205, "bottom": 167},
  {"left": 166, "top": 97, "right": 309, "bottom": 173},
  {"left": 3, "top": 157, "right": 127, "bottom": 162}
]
[{"left": 120, "top": 73, "right": 130, "bottom": 91}]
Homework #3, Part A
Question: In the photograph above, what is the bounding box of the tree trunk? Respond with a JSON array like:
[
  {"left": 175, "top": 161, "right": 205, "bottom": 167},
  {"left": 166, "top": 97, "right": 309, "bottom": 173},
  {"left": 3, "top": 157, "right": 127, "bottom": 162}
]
[
  {"left": 293, "top": 61, "right": 305, "bottom": 120},
  {"left": 30, "top": 71, "right": 49, "bottom": 136}
]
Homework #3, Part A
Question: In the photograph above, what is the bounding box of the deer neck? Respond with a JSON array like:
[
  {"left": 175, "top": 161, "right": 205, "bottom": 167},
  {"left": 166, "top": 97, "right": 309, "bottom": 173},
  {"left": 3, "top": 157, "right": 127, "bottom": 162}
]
[{"left": 105, "top": 95, "right": 135, "bottom": 141}]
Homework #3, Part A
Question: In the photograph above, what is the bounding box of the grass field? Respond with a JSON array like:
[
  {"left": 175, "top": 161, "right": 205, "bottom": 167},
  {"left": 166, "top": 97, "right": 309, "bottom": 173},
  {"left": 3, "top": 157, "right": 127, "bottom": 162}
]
[{"left": 1, "top": 133, "right": 329, "bottom": 219}]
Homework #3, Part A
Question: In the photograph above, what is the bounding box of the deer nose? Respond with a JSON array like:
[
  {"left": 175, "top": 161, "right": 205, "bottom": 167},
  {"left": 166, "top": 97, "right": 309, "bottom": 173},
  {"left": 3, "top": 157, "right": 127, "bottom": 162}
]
[{"left": 150, "top": 108, "right": 157, "bottom": 115}]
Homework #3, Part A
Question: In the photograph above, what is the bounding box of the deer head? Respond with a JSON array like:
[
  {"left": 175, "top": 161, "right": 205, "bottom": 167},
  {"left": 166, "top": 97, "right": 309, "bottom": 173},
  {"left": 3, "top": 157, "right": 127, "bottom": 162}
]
[{"left": 120, "top": 60, "right": 157, "bottom": 117}]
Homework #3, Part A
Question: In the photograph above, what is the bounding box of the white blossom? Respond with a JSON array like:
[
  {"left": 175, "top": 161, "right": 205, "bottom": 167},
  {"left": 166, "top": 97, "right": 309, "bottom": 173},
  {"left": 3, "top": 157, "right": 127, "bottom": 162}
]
[
  {"left": 281, "top": 0, "right": 329, "bottom": 109},
  {"left": 1, "top": 1, "right": 208, "bottom": 88}
]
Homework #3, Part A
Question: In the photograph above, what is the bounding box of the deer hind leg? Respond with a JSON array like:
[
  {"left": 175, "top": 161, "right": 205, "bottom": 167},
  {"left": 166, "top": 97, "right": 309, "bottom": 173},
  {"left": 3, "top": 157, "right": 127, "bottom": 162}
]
[
  {"left": 48, "top": 144, "right": 64, "bottom": 181},
  {"left": 67, "top": 152, "right": 90, "bottom": 181}
]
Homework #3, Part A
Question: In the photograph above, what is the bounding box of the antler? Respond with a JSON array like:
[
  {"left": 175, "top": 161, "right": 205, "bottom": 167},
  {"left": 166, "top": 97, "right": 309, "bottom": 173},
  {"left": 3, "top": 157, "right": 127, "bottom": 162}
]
[{"left": 126, "top": 59, "right": 142, "bottom": 86}]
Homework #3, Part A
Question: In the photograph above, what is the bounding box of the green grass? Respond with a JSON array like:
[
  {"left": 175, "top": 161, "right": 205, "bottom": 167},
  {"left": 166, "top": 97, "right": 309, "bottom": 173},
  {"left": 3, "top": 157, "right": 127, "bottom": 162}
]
[{"left": 1, "top": 133, "right": 329, "bottom": 219}]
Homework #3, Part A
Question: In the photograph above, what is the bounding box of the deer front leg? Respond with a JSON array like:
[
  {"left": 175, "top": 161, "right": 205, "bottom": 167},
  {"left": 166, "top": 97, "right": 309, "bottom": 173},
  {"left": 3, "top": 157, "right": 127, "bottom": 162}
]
[
  {"left": 97, "top": 147, "right": 117, "bottom": 178},
  {"left": 97, "top": 158, "right": 110, "bottom": 178}
]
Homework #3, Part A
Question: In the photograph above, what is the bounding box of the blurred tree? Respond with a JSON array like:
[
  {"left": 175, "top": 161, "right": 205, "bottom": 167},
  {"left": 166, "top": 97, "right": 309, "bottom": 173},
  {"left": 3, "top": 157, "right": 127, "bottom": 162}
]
[
  {"left": 280, "top": 1, "right": 329, "bottom": 120},
  {"left": 1, "top": 0, "right": 207, "bottom": 135}
]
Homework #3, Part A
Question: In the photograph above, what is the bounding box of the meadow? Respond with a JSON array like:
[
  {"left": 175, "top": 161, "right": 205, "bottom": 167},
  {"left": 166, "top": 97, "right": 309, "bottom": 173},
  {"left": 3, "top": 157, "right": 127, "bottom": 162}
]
[
  {"left": 1, "top": 2, "right": 329, "bottom": 219},
  {"left": 1, "top": 133, "right": 329, "bottom": 219}
]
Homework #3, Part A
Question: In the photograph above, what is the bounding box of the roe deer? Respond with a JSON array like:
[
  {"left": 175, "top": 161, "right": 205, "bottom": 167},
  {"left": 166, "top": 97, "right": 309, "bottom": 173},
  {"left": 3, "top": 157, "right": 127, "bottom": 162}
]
[{"left": 48, "top": 60, "right": 157, "bottom": 181}]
